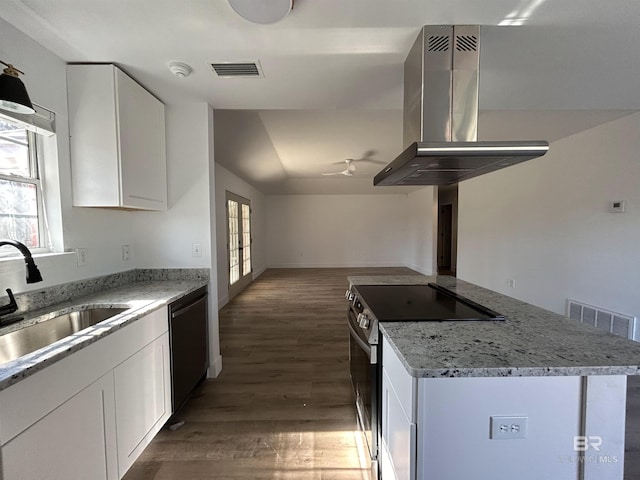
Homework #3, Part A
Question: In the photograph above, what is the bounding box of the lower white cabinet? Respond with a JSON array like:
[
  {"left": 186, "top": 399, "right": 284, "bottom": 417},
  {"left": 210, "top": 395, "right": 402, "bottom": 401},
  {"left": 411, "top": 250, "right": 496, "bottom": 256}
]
[
  {"left": 2, "top": 372, "right": 118, "bottom": 480},
  {"left": 0, "top": 307, "right": 171, "bottom": 480},
  {"left": 380, "top": 334, "right": 625, "bottom": 480},
  {"left": 380, "top": 336, "right": 417, "bottom": 480},
  {"left": 114, "top": 334, "right": 171, "bottom": 475}
]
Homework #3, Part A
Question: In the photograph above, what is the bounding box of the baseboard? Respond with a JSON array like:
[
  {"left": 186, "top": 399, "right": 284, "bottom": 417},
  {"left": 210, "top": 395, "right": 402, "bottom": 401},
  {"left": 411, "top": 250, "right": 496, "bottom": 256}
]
[
  {"left": 253, "top": 265, "right": 267, "bottom": 279},
  {"left": 218, "top": 294, "right": 229, "bottom": 309},
  {"left": 404, "top": 263, "right": 434, "bottom": 276},
  {"left": 265, "top": 262, "right": 411, "bottom": 269},
  {"left": 208, "top": 355, "right": 223, "bottom": 378}
]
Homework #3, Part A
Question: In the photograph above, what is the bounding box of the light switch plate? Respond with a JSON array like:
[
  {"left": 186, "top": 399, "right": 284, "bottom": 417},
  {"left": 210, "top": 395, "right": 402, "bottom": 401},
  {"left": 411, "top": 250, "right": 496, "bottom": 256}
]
[{"left": 490, "top": 415, "right": 528, "bottom": 440}]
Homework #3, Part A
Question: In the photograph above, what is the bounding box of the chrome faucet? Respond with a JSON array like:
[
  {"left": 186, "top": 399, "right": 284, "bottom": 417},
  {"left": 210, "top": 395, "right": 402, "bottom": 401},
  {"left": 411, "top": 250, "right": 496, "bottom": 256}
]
[{"left": 0, "top": 239, "right": 43, "bottom": 321}]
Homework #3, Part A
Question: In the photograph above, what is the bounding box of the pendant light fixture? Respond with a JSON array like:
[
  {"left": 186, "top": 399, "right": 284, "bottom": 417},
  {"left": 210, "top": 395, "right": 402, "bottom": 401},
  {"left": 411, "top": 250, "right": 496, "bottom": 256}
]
[{"left": 0, "top": 60, "right": 36, "bottom": 115}]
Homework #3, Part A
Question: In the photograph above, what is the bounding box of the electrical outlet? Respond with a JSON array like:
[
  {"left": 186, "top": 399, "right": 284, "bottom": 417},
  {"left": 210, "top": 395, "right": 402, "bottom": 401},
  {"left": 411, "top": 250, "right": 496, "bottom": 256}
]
[
  {"left": 77, "top": 248, "right": 88, "bottom": 267},
  {"left": 490, "top": 416, "right": 528, "bottom": 440},
  {"left": 122, "top": 245, "right": 130, "bottom": 261},
  {"left": 192, "top": 243, "right": 202, "bottom": 258},
  {"left": 506, "top": 279, "right": 516, "bottom": 288}
]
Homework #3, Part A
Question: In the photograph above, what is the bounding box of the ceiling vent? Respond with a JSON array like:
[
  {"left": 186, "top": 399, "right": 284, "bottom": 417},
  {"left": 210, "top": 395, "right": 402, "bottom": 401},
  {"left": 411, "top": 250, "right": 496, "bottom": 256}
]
[{"left": 210, "top": 61, "right": 263, "bottom": 77}]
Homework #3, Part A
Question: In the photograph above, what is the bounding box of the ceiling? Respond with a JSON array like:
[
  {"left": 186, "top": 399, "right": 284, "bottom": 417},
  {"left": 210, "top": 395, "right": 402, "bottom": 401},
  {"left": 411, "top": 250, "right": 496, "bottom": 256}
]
[{"left": 2, "top": 0, "right": 640, "bottom": 194}]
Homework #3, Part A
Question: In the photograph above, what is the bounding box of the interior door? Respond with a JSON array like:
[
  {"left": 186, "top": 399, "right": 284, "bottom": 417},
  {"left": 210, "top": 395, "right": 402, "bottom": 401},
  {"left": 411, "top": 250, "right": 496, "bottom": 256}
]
[
  {"left": 437, "top": 203, "right": 453, "bottom": 271},
  {"left": 227, "top": 191, "right": 252, "bottom": 300}
]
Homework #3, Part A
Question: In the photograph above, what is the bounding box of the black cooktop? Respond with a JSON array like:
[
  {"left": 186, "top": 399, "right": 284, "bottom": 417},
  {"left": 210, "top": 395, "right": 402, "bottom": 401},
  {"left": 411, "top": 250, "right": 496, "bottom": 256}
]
[{"left": 354, "top": 283, "right": 505, "bottom": 321}]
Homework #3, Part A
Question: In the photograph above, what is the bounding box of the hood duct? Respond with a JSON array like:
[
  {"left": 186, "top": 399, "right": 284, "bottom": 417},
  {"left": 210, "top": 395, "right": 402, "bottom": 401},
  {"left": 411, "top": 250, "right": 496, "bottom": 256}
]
[{"left": 374, "top": 25, "right": 549, "bottom": 186}]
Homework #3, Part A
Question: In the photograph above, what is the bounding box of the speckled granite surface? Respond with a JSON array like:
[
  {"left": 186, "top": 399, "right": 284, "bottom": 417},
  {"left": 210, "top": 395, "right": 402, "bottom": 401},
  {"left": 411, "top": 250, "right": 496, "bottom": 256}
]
[
  {"left": 0, "top": 269, "right": 208, "bottom": 391},
  {"left": 349, "top": 275, "right": 640, "bottom": 378}
]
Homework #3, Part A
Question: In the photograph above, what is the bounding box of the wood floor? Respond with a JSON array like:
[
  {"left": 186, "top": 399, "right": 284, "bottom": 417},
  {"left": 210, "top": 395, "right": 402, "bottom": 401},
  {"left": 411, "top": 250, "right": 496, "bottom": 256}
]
[
  {"left": 123, "top": 267, "right": 640, "bottom": 479},
  {"left": 123, "top": 267, "right": 414, "bottom": 480}
]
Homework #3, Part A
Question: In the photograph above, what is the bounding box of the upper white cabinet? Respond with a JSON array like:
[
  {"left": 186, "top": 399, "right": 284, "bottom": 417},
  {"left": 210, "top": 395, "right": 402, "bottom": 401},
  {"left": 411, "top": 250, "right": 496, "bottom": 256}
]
[{"left": 67, "top": 64, "right": 167, "bottom": 210}]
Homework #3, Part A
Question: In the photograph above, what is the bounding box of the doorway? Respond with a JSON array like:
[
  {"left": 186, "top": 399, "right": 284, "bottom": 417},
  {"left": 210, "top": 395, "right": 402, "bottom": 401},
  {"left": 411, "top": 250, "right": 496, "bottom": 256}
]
[
  {"left": 226, "top": 191, "right": 252, "bottom": 300},
  {"left": 437, "top": 185, "right": 458, "bottom": 276}
]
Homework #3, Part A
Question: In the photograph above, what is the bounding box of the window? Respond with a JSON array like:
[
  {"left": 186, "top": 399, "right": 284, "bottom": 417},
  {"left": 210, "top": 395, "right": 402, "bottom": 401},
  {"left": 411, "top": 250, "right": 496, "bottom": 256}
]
[{"left": 0, "top": 119, "right": 44, "bottom": 248}]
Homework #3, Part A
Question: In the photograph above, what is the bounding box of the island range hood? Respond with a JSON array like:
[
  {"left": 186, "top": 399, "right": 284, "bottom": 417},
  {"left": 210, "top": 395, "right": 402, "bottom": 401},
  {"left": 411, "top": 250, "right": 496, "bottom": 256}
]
[{"left": 374, "top": 25, "right": 549, "bottom": 186}]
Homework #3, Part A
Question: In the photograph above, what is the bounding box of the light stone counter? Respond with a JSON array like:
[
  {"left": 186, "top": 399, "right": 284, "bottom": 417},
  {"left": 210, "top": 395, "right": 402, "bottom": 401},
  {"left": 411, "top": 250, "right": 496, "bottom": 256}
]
[
  {"left": 349, "top": 274, "right": 640, "bottom": 378},
  {"left": 0, "top": 270, "right": 208, "bottom": 391}
]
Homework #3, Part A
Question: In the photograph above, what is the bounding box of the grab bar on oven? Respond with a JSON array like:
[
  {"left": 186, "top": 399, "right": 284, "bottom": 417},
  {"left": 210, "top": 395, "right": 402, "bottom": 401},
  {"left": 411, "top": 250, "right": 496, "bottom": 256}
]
[{"left": 348, "top": 321, "right": 375, "bottom": 362}]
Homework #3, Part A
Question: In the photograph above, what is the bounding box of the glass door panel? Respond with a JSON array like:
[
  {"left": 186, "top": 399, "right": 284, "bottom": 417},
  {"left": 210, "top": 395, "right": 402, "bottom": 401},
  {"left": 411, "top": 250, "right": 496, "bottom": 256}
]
[{"left": 226, "top": 192, "right": 252, "bottom": 300}]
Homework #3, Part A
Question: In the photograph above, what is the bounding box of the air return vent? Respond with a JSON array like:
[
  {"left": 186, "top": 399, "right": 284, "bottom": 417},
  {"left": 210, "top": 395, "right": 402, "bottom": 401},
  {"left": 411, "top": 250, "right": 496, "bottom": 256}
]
[
  {"left": 567, "top": 299, "right": 637, "bottom": 341},
  {"left": 210, "top": 61, "right": 263, "bottom": 77}
]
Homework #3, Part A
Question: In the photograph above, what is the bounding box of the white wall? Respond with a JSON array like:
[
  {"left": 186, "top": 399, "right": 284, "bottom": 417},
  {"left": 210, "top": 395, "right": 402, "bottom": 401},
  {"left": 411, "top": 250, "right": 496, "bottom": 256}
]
[
  {"left": 405, "top": 187, "right": 436, "bottom": 274},
  {"left": 458, "top": 112, "right": 640, "bottom": 322},
  {"left": 265, "top": 191, "right": 434, "bottom": 274},
  {"left": 214, "top": 163, "right": 266, "bottom": 307},
  {"left": 0, "top": 17, "right": 137, "bottom": 291},
  {"left": 133, "top": 104, "right": 212, "bottom": 270},
  {"left": 1, "top": 19, "right": 223, "bottom": 375},
  {"left": 132, "top": 103, "right": 221, "bottom": 375}
]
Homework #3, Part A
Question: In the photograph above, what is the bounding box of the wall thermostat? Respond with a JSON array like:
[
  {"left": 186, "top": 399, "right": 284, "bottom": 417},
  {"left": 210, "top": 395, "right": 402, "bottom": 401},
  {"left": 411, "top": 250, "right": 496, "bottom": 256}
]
[{"left": 609, "top": 200, "right": 626, "bottom": 213}]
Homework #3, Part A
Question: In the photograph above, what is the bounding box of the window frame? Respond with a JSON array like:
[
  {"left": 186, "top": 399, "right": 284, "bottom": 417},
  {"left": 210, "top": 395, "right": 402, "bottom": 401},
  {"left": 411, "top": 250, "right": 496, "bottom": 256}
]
[{"left": 0, "top": 127, "right": 48, "bottom": 255}]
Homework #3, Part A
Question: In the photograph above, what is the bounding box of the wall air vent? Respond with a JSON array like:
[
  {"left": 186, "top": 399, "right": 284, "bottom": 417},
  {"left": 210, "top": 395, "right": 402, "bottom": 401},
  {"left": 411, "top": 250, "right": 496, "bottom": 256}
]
[
  {"left": 567, "top": 299, "right": 637, "bottom": 341},
  {"left": 210, "top": 61, "right": 263, "bottom": 77}
]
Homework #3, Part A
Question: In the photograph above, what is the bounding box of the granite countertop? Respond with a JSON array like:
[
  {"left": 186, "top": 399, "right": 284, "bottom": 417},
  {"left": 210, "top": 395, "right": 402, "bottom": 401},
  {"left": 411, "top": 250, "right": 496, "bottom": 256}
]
[
  {"left": 0, "top": 277, "right": 207, "bottom": 391},
  {"left": 349, "top": 275, "right": 640, "bottom": 378}
]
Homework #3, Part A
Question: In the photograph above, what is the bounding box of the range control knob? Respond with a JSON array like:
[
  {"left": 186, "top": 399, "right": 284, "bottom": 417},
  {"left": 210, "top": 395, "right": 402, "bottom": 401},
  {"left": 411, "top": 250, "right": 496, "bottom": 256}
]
[
  {"left": 345, "top": 289, "right": 355, "bottom": 302},
  {"left": 357, "top": 312, "right": 370, "bottom": 329}
]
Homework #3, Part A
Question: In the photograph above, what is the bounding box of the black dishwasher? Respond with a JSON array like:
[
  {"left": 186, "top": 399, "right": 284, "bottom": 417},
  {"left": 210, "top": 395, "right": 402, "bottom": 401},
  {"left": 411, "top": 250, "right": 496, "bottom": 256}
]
[{"left": 168, "top": 285, "right": 209, "bottom": 415}]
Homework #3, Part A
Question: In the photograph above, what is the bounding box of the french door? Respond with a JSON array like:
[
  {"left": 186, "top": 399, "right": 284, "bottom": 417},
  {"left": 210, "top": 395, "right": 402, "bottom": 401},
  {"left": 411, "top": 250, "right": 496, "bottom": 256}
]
[{"left": 226, "top": 192, "right": 252, "bottom": 299}]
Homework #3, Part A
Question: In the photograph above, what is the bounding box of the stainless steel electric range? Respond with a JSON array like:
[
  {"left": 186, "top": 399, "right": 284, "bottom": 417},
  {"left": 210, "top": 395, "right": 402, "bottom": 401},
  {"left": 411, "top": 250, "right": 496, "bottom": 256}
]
[{"left": 346, "top": 283, "right": 504, "bottom": 479}]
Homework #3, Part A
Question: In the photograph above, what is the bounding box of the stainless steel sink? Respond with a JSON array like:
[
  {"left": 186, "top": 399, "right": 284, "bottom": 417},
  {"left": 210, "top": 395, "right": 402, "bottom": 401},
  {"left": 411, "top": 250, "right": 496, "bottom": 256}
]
[{"left": 0, "top": 307, "right": 128, "bottom": 365}]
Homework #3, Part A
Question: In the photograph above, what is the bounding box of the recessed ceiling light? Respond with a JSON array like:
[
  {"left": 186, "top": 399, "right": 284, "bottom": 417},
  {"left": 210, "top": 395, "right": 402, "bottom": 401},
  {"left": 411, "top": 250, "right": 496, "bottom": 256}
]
[{"left": 228, "top": 0, "right": 293, "bottom": 24}]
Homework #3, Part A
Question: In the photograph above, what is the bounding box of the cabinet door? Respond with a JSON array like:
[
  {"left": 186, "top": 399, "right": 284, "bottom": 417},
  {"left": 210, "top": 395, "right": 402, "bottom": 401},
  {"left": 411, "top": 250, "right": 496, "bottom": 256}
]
[
  {"left": 381, "top": 366, "right": 416, "bottom": 480},
  {"left": 114, "top": 332, "right": 171, "bottom": 477},
  {"left": 116, "top": 67, "right": 167, "bottom": 210},
  {"left": 67, "top": 64, "right": 121, "bottom": 206},
  {"left": 2, "top": 373, "right": 117, "bottom": 480}
]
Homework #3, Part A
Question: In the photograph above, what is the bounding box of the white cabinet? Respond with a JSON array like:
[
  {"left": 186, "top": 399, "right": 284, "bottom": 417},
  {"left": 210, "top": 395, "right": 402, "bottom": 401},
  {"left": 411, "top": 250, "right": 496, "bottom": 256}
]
[
  {"left": 114, "top": 333, "right": 171, "bottom": 475},
  {"left": 2, "top": 373, "right": 118, "bottom": 480},
  {"left": 380, "top": 336, "right": 417, "bottom": 480},
  {"left": 67, "top": 64, "right": 167, "bottom": 210},
  {"left": 380, "top": 334, "right": 625, "bottom": 480},
  {"left": 0, "top": 307, "right": 171, "bottom": 480}
]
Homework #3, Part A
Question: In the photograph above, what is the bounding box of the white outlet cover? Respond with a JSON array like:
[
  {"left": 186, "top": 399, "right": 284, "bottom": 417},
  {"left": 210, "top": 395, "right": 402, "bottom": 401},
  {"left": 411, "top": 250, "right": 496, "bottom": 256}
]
[
  {"left": 76, "top": 248, "right": 88, "bottom": 266},
  {"left": 490, "top": 415, "right": 528, "bottom": 440}
]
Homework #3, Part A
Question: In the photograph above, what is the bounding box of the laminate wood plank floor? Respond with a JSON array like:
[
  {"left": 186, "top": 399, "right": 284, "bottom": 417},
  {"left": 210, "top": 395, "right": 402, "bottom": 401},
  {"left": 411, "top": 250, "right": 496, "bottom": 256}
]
[
  {"left": 123, "top": 267, "right": 640, "bottom": 479},
  {"left": 123, "top": 267, "right": 415, "bottom": 480}
]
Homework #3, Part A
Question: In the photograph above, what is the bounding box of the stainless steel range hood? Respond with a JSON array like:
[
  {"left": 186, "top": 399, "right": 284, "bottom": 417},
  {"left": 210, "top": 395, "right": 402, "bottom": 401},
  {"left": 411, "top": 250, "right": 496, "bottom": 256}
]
[{"left": 374, "top": 25, "right": 549, "bottom": 186}]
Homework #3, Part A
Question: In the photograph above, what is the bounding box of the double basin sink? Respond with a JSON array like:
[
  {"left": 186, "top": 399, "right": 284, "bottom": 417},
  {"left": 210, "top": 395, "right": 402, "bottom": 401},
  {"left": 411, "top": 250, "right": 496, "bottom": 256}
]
[{"left": 0, "top": 307, "right": 129, "bottom": 365}]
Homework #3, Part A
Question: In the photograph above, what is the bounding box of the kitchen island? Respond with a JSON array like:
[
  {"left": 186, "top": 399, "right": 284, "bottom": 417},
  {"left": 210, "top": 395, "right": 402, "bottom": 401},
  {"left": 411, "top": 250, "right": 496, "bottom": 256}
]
[{"left": 349, "top": 274, "right": 640, "bottom": 480}]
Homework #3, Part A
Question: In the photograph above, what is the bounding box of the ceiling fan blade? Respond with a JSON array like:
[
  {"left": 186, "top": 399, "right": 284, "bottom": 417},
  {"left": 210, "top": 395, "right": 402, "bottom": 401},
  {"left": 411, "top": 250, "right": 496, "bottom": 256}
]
[
  {"left": 357, "top": 158, "right": 386, "bottom": 165},
  {"left": 323, "top": 159, "right": 355, "bottom": 176}
]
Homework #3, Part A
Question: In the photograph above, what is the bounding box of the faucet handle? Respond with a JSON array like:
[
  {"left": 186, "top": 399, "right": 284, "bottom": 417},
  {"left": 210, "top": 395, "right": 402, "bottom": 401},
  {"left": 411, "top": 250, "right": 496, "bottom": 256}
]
[{"left": 0, "top": 288, "right": 19, "bottom": 318}]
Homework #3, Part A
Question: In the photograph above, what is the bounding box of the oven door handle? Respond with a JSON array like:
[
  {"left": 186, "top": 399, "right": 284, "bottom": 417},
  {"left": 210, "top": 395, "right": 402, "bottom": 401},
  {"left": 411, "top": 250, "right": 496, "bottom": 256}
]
[{"left": 348, "top": 321, "right": 375, "bottom": 363}]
